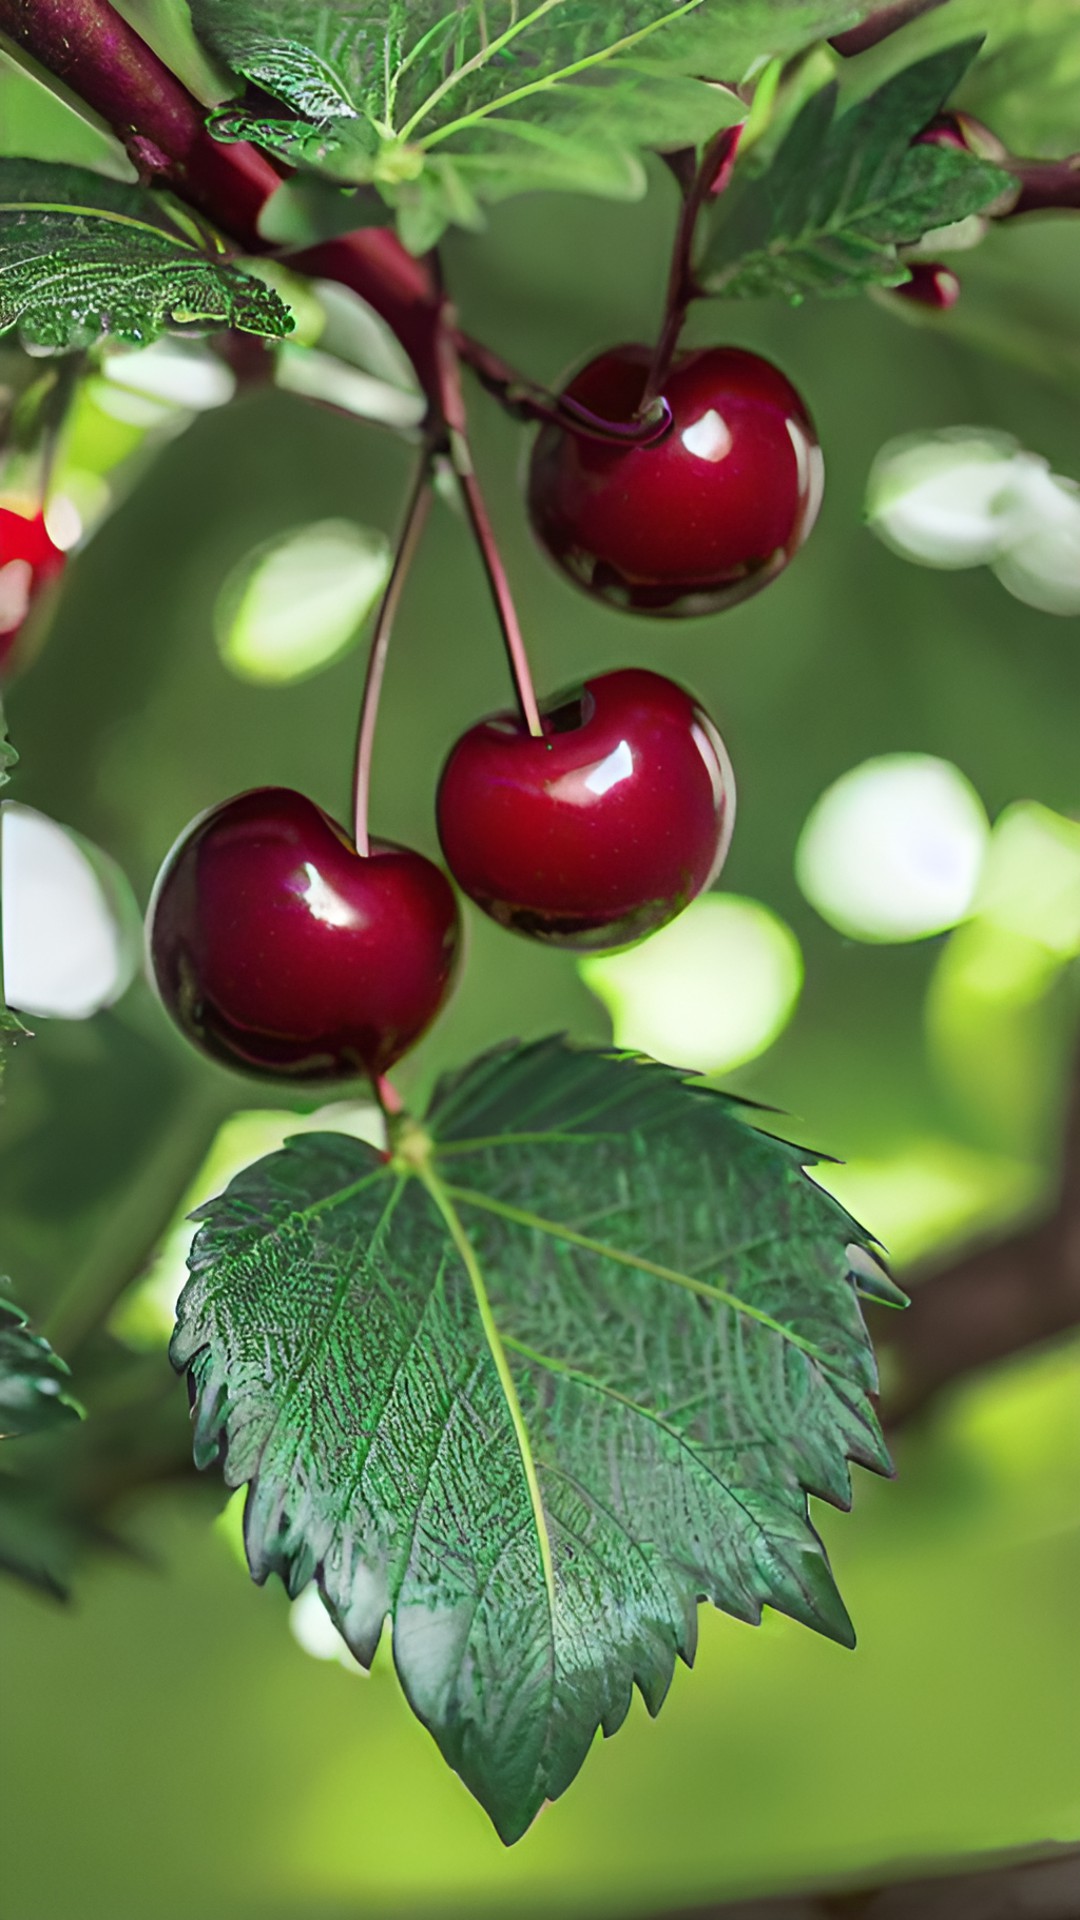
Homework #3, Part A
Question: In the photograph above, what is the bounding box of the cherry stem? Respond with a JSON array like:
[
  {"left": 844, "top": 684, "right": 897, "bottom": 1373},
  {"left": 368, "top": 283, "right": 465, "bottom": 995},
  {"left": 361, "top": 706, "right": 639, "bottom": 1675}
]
[
  {"left": 352, "top": 444, "right": 435, "bottom": 857},
  {"left": 438, "top": 329, "right": 543, "bottom": 738},
  {"left": 638, "top": 121, "right": 744, "bottom": 414},
  {"left": 455, "top": 331, "right": 671, "bottom": 446}
]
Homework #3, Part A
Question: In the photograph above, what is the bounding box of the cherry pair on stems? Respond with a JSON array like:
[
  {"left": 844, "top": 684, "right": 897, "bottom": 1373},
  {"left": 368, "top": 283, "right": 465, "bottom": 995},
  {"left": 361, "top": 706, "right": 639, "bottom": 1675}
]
[{"left": 148, "top": 668, "right": 735, "bottom": 1083}]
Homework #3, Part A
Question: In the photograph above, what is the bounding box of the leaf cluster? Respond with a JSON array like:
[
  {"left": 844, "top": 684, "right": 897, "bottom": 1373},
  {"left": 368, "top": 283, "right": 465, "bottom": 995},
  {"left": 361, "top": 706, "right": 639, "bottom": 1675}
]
[
  {"left": 0, "top": 161, "right": 293, "bottom": 354},
  {"left": 188, "top": 0, "right": 874, "bottom": 250},
  {"left": 700, "top": 42, "right": 1016, "bottom": 301},
  {"left": 172, "top": 1038, "right": 900, "bottom": 1842}
]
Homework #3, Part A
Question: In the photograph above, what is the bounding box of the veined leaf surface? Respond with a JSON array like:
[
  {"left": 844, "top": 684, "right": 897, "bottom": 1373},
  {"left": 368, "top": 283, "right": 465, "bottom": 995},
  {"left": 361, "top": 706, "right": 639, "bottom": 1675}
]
[
  {"left": 189, "top": 0, "right": 875, "bottom": 243},
  {"left": 172, "top": 1039, "right": 898, "bottom": 1842},
  {"left": 0, "top": 161, "right": 292, "bottom": 352}
]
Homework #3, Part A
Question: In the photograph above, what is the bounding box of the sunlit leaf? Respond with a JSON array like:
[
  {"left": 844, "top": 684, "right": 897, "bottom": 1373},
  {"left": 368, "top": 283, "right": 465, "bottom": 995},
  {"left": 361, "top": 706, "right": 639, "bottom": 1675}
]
[
  {"left": 581, "top": 895, "right": 804, "bottom": 1074},
  {"left": 214, "top": 518, "right": 393, "bottom": 684},
  {"left": 2, "top": 802, "right": 143, "bottom": 1019},
  {"left": 795, "top": 755, "right": 990, "bottom": 944},
  {"left": 172, "top": 1038, "right": 893, "bottom": 1843}
]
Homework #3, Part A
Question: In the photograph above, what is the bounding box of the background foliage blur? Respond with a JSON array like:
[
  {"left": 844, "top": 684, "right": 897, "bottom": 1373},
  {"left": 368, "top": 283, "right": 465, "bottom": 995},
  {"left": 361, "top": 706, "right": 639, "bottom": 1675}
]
[{"left": 1, "top": 6, "right": 1079, "bottom": 1916}]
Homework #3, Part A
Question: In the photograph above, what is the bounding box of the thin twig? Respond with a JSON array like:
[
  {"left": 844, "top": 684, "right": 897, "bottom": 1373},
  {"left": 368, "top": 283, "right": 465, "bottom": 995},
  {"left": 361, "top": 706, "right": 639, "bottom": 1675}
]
[
  {"left": 639, "top": 122, "right": 743, "bottom": 413},
  {"left": 437, "top": 329, "right": 543, "bottom": 737},
  {"left": 352, "top": 442, "right": 436, "bottom": 855},
  {"left": 883, "top": 1017, "right": 1080, "bottom": 1424}
]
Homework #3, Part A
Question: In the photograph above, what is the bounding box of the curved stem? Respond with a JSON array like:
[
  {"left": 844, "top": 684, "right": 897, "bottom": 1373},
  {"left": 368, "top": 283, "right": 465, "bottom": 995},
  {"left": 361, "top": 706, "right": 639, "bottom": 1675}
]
[
  {"left": 352, "top": 444, "right": 435, "bottom": 856},
  {"left": 438, "top": 331, "right": 543, "bottom": 738},
  {"left": 455, "top": 331, "right": 671, "bottom": 446}
]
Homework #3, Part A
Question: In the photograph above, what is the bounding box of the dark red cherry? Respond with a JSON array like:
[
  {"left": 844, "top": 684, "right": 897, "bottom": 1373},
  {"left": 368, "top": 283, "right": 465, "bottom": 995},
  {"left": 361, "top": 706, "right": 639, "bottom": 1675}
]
[
  {"left": 0, "top": 506, "right": 66, "bottom": 676},
  {"left": 436, "top": 667, "right": 734, "bottom": 951},
  {"left": 147, "top": 788, "right": 461, "bottom": 1081},
  {"left": 527, "top": 345, "right": 822, "bottom": 616}
]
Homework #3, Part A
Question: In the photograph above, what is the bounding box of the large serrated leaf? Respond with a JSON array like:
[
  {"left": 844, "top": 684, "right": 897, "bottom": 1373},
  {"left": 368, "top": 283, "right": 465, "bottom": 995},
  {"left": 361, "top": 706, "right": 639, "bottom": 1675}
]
[
  {"left": 701, "top": 42, "right": 1015, "bottom": 301},
  {"left": 0, "top": 1295, "right": 82, "bottom": 1439},
  {"left": 0, "top": 161, "right": 293, "bottom": 352},
  {"left": 190, "top": 0, "right": 874, "bottom": 244},
  {"left": 172, "top": 1038, "right": 895, "bottom": 1843}
]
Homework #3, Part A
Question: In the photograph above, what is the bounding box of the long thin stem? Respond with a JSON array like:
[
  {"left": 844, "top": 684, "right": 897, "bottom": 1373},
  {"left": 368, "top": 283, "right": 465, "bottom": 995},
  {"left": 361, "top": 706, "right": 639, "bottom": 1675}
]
[
  {"left": 438, "top": 332, "right": 543, "bottom": 738},
  {"left": 352, "top": 445, "right": 435, "bottom": 855},
  {"left": 638, "top": 121, "right": 743, "bottom": 413}
]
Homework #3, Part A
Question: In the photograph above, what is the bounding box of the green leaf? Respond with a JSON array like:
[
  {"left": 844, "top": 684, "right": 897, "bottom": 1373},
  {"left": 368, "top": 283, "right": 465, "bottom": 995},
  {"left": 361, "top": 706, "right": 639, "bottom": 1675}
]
[
  {"left": 0, "top": 160, "right": 293, "bottom": 352},
  {"left": 701, "top": 42, "right": 1015, "bottom": 301},
  {"left": 172, "top": 1038, "right": 894, "bottom": 1844},
  {"left": 835, "top": 0, "right": 1080, "bottom": 164},
  {"left": 0, "top": 1294, "right": 82, "bottom": 1439},
  {"left": 189, "top": 0, "right": 873, "bottom": 244}
]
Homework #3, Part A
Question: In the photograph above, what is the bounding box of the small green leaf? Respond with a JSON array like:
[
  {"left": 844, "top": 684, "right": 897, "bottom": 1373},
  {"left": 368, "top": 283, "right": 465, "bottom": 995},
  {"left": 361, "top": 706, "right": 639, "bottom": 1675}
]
[
  {"left": 0, "top": 1293, "right": 82, "bottom": 1439},
  {"left": 701, "top": 42, "right": 1015, "bottom": 301},
  {"left": 172, "top": 1038, "right": 892, "bottom": 1844},
  {"left": 0, "top": 160, "right": 294, "bottom": 353},
  {"left": 189, "top": 0, "right": 871, "bottom": 244}
]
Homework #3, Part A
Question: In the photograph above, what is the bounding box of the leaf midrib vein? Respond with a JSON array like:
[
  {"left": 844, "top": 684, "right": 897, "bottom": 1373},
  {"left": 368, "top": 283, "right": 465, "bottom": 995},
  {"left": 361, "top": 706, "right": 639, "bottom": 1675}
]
[
  {"left": 419, "top": 1165, "right": 557, "bottom": 1619},
  {"left": 443, "top": 1182, "right": 831, "bottom": 1367}
]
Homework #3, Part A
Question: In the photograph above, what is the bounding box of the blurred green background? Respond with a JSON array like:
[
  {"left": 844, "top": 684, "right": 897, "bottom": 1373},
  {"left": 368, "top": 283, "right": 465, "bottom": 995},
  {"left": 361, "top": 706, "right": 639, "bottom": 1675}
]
[{"left": 1, "top": 14, "right": 1079, "bottom": 1918}]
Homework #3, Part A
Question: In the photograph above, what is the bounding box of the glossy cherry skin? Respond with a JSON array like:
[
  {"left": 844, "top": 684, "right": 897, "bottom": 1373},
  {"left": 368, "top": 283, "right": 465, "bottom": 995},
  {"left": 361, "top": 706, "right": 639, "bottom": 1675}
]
[
  {"left": 0, "top": 507, "right": 66, "bottom": 676},
  {"left": 436, "top": 668, "right": 734, "bottom": 951},
  {"left": 527, "top": 345, "right": 823, "bottom": 616},
  {"left": 147, "top": 788, "right": 462, "bottom": 1082}
]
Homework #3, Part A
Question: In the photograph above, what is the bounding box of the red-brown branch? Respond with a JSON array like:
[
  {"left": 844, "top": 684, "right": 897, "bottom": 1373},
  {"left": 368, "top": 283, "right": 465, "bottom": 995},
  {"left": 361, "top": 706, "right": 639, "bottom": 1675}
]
[
  {"left": 1008, "top": 154, "right": 1080, "bottom": 216},
  {"left": 0, "top": 0, "right": 444, "bottom": 400},
  {"left": 883, "top": 1031, "right": 1080, "bottom": 1423}
]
